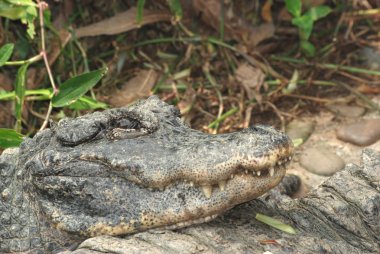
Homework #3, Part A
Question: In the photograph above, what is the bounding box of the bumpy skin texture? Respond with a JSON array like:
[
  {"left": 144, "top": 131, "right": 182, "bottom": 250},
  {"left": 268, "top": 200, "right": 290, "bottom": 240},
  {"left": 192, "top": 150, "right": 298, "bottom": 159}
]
[
  {"left": 0, "top": 96, "right": 293, "bottom": 253},
  {"left": 69, "top": 149, "right": 380, "bottom": 254}
]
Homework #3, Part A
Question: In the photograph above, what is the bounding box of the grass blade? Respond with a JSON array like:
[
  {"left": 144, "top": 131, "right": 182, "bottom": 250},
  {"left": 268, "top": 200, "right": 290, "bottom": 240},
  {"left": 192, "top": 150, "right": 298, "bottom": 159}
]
[
  {"left": 256, "top": 213, "right": 297, "bottom": 235},
  {"left": 136, "top": 0, "right": 146, "bottom": 25},
  {"left": 14, "top": 63, "right": 29, "bottom": 132}
]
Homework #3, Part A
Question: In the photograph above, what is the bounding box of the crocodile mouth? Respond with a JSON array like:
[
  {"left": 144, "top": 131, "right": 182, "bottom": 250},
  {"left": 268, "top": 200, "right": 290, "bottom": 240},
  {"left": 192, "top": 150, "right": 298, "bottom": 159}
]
[{"left": 196, "top": 155, "right": 292, "bottom": 199}]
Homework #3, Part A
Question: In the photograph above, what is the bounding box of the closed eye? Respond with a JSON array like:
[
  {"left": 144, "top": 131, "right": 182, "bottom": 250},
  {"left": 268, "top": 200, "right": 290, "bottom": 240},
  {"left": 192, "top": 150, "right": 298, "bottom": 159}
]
[
  {"left": 110, "top": 118, "right": 142, "bottom": 130},
  {"left": 107, "top": 117, "right": 148, "bottom": 140}
]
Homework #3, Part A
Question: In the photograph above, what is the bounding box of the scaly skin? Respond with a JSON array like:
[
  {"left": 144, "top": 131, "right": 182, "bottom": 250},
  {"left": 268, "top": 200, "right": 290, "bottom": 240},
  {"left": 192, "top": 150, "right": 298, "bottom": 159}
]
[{"left": 0, "top": 96, "right": 293, "bottom": 253}]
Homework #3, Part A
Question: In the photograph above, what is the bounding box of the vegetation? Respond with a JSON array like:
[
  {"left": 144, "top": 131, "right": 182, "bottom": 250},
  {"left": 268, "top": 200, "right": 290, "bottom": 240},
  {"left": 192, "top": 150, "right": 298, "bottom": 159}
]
[{"left": 0, "top": 0, "right": 379, "bottom": 148}]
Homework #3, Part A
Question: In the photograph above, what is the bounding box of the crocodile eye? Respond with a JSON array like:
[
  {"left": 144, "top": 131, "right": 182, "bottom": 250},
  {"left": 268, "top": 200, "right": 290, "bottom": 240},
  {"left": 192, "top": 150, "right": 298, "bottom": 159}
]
[
  {"left": 108, "top": 117, "right": 147, "bottom": 140},
  {"left": 112, "top": 118, "right": 141, "bottom": 130}
]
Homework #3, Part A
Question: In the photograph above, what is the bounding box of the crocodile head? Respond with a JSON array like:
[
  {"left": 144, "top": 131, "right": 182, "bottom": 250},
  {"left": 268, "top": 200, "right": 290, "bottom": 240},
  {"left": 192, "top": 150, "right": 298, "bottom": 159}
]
[{"left": 2, "top": 96, "right": 292, "bottom": 252}]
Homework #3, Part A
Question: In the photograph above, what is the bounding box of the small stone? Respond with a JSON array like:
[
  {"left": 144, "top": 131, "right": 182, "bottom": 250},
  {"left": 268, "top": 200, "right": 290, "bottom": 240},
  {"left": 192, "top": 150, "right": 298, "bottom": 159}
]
[
  {"left": 326, "top": 104, "right": 365, "bottom": 118},
  {"left": 300, "top": 147, "right": 345, "bottom": 176},
  {"left": 286, "top": 120, "right": 315, "bottom": 143},
  {"left": 336, "top": 119, "right": 380, "bottom": 146}
]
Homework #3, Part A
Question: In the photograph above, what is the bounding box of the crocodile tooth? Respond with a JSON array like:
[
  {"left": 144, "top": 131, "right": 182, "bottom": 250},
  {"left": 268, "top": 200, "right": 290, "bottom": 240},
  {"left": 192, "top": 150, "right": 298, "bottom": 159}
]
[
  {"left": 245, "top": 169, "right": 249, "bottom": 174},
  {"left": 252, "top": 171, "right": 256, "bottom": 176},
  {"left": 190, "top": 181, "right": 194, "bottom": 187},
  {"left": 218, "top": 180, "right": 227, "bottom": 191},
  {"left": 288, "top": 156, "right": 292, "bottom": 161},
  {"left": 201, "top": 185, "right": 213, "bottom": 199},
  {"left": 277, "top": 161, "right": 282, "bottom": 166},
  {"left": 257, "top": 171, "right": 261, "bottom": 176},
  {"left": 269, "top": 167, "right": 274, "bottom": 177},
  {"left": 230, "top": 174, "right": 234, "bottom": 179}
]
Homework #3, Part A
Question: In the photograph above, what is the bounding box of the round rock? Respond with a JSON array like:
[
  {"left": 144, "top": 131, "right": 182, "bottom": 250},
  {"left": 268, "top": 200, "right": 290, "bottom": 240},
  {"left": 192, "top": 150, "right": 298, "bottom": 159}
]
[
  {"left": 286, "top": 120, "right": 315, "bottom": 143},
  {"left": 300, "top": 147, "right": 346, "bottom": 176},
  {"left": 336, "top": 119, "right": 380, "bottom": 146},
  {"left": 326, "top": 104, "right": 365, "bottom": 118}
]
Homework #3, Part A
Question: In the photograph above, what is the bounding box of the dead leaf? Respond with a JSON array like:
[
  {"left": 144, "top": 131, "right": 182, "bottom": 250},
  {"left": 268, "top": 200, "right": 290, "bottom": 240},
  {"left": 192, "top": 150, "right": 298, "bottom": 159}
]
[
  {"left": 48, "top": 29, "right": 72, "bottom": 65},
  {"left": 261, "top": 0, "right": 273, "bottom": 22},
  {"left": 75, "top": 7, "right": 171, "bottom": 38},
  {"left": 0, "top": 72, "right": 13, "bottom": 91},
  {"left": 357, "top": 83, "right": 380, "bottom": 94},
  {"left": 108, "top": 69, "right": 158, "bottom": 107},
  {"left": 236, "top": 63, "right": 265, "bottom": 102},
  {"left": 192, "top": 0, "right": 274, "bottom": 49}
]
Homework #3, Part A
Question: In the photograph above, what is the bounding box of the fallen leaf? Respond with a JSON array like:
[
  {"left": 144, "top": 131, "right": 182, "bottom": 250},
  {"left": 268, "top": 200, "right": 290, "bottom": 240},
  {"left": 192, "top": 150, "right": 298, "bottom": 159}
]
[
  {"left": 75, "top": 7, "right": 171, "bottom": 38},
  {"left": 236, "top": 63, "right": 265, "bottom": 102},
  {"left": 192, "top": 0, "right": 274, "bottom": 49},
  {"left": 357, "top": 83, "right": 380, "bottom": 94},
  {"left": 108, "top": 69, "right": 158, "bottom": 107}
]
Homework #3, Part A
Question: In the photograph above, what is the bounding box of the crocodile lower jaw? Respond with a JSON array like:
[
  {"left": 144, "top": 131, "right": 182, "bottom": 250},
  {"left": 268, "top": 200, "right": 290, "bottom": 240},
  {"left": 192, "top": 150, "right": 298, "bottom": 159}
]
[{"left": 159, "top": 214, "right": 219, "bottom": 231}]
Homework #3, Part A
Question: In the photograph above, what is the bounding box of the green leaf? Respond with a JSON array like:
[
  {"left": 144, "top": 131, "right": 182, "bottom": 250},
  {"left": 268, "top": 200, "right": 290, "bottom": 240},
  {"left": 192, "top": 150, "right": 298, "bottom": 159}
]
[
  {"left": 304, "top": 5, "right": 332, "bottom": 21},
  {"left": 5, "top": 0, "right": 37, "bottom": 7},
  {"left": 292, "top": 15, "right": 314, "bottom": 40},
  {"left": 0, "top": 43, "right": 14, "bottom": 66},
  {"left": 285, "top": 0, "right": 302, "bottom": 17},
  {"left": 0, "top": 1, "right": 37, "bottom": 38},
  {"left": 0, "top": 2, "right": 26, "bottom": 19},
  {"left": 300, "top": 40, "right": 316, "bottom": 57},
  {"left": 68, "top": 96, "right": 108, "bottom": 110},
  {"left": 52, "top": 67, "right": 108, "bottom": 107},
  {"left": 168, "top": 0, "right": 183, "bottom": 20},
  {"left": 14, "top": 63, "right": 29, "bottom": 132},
  {"left": 136, "top": 0, "right": 145, "bottom": 25},
  {"left": 256, "top": 213, "right": 297, "bottom": 235},
  {"left": 0, "top": 128, "right": 24, "bottom": 148}
]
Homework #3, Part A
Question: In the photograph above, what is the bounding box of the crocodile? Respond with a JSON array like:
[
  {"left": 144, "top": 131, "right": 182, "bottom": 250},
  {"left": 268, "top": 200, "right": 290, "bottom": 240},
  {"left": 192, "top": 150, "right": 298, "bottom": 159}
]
[{"left": 0, "top": 95, "right": 293, "bottom": 253}]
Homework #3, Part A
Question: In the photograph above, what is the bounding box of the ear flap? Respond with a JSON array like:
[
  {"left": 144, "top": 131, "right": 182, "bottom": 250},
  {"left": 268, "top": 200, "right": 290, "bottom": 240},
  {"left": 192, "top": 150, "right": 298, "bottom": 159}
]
[{"left": 55, "top": 112, "right": 107, "bottom": 146}]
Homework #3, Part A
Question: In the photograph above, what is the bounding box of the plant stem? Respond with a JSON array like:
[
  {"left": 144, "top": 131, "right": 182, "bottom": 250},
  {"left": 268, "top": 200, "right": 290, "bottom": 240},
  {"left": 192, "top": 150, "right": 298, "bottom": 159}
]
[{"left": 4, "top": 53, "right": 43, "bottom": 66}]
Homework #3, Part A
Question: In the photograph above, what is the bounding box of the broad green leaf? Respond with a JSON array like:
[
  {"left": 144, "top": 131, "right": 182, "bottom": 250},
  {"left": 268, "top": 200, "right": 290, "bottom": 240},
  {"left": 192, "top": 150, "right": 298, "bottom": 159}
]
[
  {"left": 136, "top": 0, "right": 145, "bottom": 25},
  {"left": 285, "top": 0, "right": 302, "bottom": 17},
  {"left": 292, "top": 15, "right": 314, "bottom": 40},
  {"left": 52, "top": 67, "right": 108, "bottom": 107},
  {"left": 301, "top": 40, "right": 316, "bottom": 57},
  {"left": 5, "top": 0, "right": 37, "bottom": 7},
  {"left": 69, "top": 96, "right": 108, "bottom": 110},
  {"left": 0, "top": 43, "right": 14, "bottom": 66},
  {"left": 0, "top": 1, "right": 37, "bottom": 38},
  {"left": 14, "top": 63, "right": 29, "bottom": 132},
  {"left": 305, "top": 5, "right": 332, "bottom": 21},
  {"left": 0, "top": 2, "right": 25, "bottom": 20},
  {"left": 0, "top": 128, "right": 24, "bottom": 148},
  {"left": 168, "top": 0, "right": 183, "bottom": 20},
  {"left": 256, "top": 213, "right": 297, "bottom": 235}
]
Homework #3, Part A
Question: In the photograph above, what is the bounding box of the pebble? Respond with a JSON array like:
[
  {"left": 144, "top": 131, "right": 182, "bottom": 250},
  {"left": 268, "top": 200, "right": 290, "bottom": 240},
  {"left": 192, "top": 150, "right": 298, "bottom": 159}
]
[
  {"left": 286, "top": 120, "right": 315, "bottom": 144},
  {"left": 300, "top": 147, "right": 345, "bottom": 176},
  {"left": 336, "top": 119, "right": 380, "bottom": 146},
  {"left": 326, "top": 104, "right": 365, "bottom": 118}
]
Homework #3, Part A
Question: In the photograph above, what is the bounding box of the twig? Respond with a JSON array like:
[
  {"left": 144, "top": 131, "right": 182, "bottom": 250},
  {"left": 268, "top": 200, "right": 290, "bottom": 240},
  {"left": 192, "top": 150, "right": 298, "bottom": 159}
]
[
  {"left": 37, "top": 1, "right": 57, "bottom": 131},
  {"left": 334, "top": 81, "right": 379, "bottom": 111},
  {"left": 281, "top": 94, "right": 333, "bottom": 103},
  {"left": 37, "top": 0, "right": 58, "bottom": 94},
  {"left": 264, "top": 101, "right": 285, "bottom": 131},
  {"left": 39, "top": 100, "right": 53, "bottom": 131}
]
